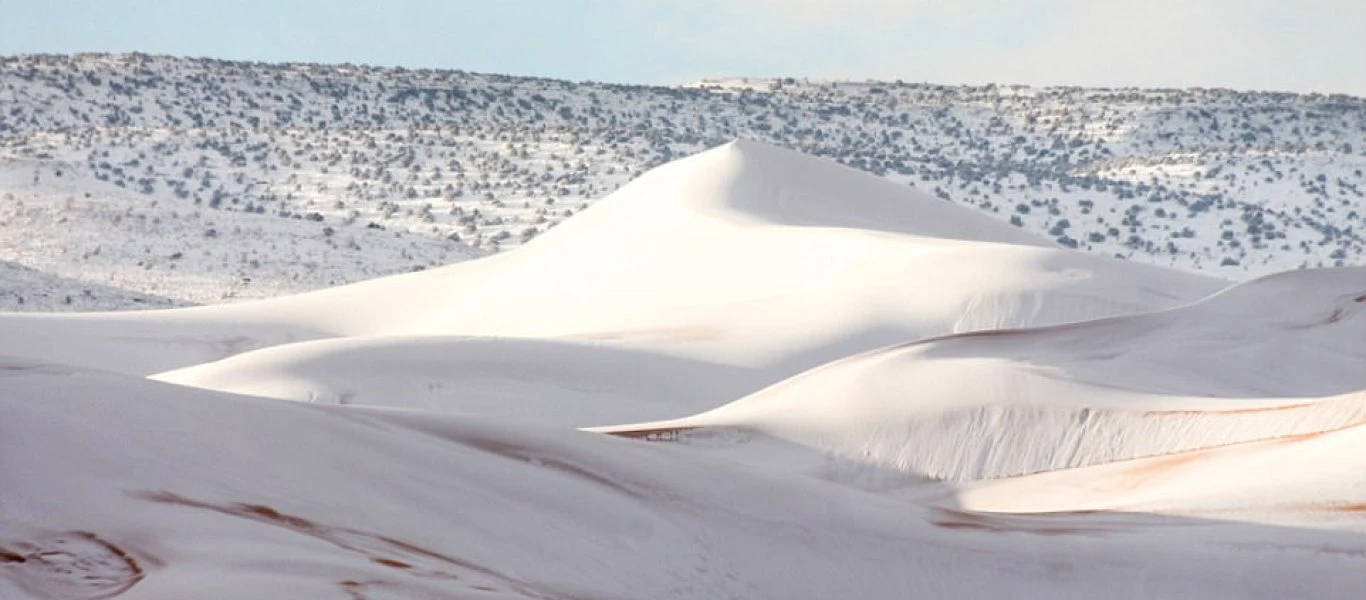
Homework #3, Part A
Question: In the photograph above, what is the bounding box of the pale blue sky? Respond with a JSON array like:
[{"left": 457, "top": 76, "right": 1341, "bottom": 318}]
[{"left": 2, "top": 0, "right": 1363, "bottom": 95}]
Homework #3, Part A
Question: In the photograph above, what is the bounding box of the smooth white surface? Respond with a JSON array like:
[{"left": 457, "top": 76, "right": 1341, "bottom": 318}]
[{"left": 4, "top": 141, "right": 1365, "bottom": 599}]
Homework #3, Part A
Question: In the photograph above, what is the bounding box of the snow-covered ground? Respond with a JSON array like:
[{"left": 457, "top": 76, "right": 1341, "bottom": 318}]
[
  {"left": 2, "top": 54, "right": 1364, "bottom": 310},
  {"left": 4, "top": 139, "right": 1366, "bottom": 598}
]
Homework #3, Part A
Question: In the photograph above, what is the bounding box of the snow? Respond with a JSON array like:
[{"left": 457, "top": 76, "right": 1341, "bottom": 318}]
[
  {"left": 947, "top": 422, "right": 1366, "bottom": 520},
  {"left": 7, "top": 360, "right": 1366, "bottom": 599},
  {"left": 4, "top": 139, "right": 1366, "bottom": 598},
  {"left": 148, "top": 141, "right": 1218, "bottom": 425},
  {"left": 156, "top": 335, "right": 762, "bottom": 427},
  {"left": 4, "top": 53, "right": 1366, "bottom": 311},
  {"left": 598, "top": 267, "right": 1366, "bottom": 481}
]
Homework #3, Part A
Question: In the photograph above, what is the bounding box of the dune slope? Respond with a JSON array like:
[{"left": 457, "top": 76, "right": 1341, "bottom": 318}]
[
  {"left": 600, "top": 268, "right": 1366, "bottom": 481},
  {"left": 0, "top": 140, "right": 1220, "bottom": 379},
  {"left": 147, "top": 141, "right": 1222, "bottom": 427}
]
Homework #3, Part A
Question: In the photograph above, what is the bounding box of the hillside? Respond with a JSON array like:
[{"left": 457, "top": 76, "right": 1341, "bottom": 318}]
[{"left": 3, "top": 53, "right": 1365, "bottom": 309}]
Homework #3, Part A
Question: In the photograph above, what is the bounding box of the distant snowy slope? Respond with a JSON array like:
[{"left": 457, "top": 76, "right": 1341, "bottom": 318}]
[
  {"left": 600, "top": 267, "right": 1366, "bottom": 481},
  {"left": 0, "top": 154, "right": 479, "bottom": 311},
  {"left": 4, "top": 54, "right": 1365, "bottom": 307},
  {"left": 0, "top": 259, "right": 183, "bottom": 311}
]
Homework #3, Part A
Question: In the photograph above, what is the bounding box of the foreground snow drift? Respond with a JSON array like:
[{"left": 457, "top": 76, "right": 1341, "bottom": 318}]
[{"left": 5, "top": 359, "right": 1366, "bottom": 599}]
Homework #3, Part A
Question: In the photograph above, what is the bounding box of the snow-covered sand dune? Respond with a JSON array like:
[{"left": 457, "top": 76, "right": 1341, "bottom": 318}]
[
  {"left": 149, "top": 141, "right": 1218, "bottom": 427},
  {"left": 5, "top": 140, "right": 1366, "bottom": 598},
  {"left": 1, "top": 141, "right": 1220, "bottom": 378},
  {"left": 599, "top": 267, "right": 1366, "bottom": 481}
]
